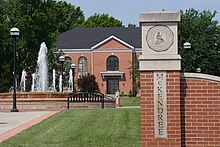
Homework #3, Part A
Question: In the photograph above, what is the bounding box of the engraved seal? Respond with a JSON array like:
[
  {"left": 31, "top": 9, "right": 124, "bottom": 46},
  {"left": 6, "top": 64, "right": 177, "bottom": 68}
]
[{"left": 146, "top": 25, "right": 174, "bottom": 52}]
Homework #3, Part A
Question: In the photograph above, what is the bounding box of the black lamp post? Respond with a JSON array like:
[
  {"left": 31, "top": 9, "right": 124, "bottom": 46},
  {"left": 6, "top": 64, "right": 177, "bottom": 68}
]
[
  {"left": 10, "top": 27, "right": 20, "bottom": 112},
  {"left": 71, "top": 64, "right": 76, "bottom": 93},
  {"left": 184, "top": 42, "right": 191, "bottom": 72},
  {"left": 59, "top": 55, "right": 65, "bottom": 92}
]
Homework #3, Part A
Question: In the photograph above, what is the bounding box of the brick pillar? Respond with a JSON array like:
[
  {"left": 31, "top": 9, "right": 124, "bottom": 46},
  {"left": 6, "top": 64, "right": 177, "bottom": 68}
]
[
  {"left": 140, "top": 71, "right": 181, "bottom": 146},
  {"left": 139, "top": 12, "right": 181, "bottom": 146}
]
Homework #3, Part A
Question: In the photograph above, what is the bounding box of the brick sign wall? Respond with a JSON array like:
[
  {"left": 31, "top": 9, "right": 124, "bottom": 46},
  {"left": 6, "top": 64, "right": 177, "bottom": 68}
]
[
  {"left": 139, "top": 11, "right": 220, "bottom": 147},
  {"left": 180, "top": 73, "right": 220, "bottom": 146},
  {"left": 140, "top": 72, "right": 220, "bottom": 147},
  {"left": 141, "top": 71, "right": 181, "bottom": 146}
]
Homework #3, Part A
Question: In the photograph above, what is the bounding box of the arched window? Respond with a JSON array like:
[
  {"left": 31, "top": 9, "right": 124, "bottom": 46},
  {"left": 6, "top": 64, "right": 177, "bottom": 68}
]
[
  {"left": 107, "top": 55, "right": 119, "bottom": 71},
  {"left": 78, "top": 56, "right": 87, "bottom": 75}
]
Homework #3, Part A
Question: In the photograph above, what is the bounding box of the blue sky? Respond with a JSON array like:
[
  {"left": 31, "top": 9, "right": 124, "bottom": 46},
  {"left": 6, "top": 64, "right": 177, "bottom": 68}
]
[{"left": 65, "top": 0, "right": 220, "bottom": 26}]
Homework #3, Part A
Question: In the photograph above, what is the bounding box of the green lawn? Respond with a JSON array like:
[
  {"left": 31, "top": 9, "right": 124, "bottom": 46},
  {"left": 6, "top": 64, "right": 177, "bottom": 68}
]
[
  {"left": 120, "top": 97, "right": 140, "bottom": 107},
  {"left": 1, "top": 108, "right": 140, "bottom": 147}
]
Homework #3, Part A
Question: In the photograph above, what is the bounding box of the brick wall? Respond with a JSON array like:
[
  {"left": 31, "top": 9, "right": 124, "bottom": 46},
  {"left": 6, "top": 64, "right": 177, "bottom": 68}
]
[
  {"left": 67, "top": 53, "right": 91, "bottom": 79},
  {"left": 141, "top": 72, "right": 220, "bottom": 147},
  {"left": 180, "top": 73, "right": 220, "bottom": 147},
  {"left": 96, "top": 39, "right": 129, "bottom": 50},
  {"left": 93, "top": 52, "right": 133, "bottom": 94}
]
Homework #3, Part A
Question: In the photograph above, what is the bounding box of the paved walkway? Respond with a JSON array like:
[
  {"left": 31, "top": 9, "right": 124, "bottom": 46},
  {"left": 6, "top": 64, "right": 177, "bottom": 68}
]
[
  {"left": 117, "top": 106, "right": 140, "bottom": 108},
  {"left": 0, "top": 111, "right": 59, "bottom": 143}
]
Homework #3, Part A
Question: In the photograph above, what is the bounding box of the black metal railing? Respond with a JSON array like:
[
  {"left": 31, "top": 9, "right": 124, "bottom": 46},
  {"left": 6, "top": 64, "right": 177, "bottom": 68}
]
[{"left": 67, "top": 92, "right": 104, "bottom": 109}]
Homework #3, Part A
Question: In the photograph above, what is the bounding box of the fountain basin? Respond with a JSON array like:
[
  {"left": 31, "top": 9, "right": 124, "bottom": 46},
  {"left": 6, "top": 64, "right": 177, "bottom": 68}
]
[
  {"left": 0, "top": 92, "right": 71, "bottom": 111},
  {"left": 0, "top": 92, "right": 71, "bottom": 100},
  {"left": 0, "top": 92, "right": 115, "bottom": 111}
]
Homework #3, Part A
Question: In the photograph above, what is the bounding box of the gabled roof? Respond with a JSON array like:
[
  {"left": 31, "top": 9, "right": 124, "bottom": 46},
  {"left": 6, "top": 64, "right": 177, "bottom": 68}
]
[
  {"left": 91, "top": 35, "right": 134, "bottom": 50},
  {"left": 57, "top": 27, "right": 141, "bottom": 49}
]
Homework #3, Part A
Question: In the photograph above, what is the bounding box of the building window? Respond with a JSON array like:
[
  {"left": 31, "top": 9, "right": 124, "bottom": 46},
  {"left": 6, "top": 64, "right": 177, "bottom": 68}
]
[
  {"left": 78, "top": 56, "right": 87, "bottom": 76},
  {"left": 107, "top": 55, "right": 119, "bottom": 71}
]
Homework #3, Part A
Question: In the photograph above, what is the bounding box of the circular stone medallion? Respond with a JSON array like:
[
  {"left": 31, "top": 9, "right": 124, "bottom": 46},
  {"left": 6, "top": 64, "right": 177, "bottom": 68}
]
[{"left": 146, "top": 25, "right": 174, "bottom": 52}]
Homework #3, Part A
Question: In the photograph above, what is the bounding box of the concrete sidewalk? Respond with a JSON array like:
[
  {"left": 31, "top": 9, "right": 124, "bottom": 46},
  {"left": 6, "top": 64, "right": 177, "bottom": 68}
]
[
  {"left": 0, "top": 111, "right": 59, "bottom": 143},
  {"left": 117, "top": 106, "right": 140, "bottom": 108}
]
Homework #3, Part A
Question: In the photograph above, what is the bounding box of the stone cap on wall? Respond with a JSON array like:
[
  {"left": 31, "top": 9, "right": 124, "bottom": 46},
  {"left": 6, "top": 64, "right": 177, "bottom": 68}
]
[
  {"left": 139, "top": 54, "right": 181, "bottom": 71},
  {"left": 181, "top": 72, "right": 220, "bottom": 82},
  {"left": 139, "top": 11, "right": 181, "bottom": 23}
]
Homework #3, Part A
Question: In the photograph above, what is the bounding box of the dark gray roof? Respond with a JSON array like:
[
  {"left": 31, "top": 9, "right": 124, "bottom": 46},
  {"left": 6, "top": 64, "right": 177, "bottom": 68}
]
[{"left": 57, "top": 27, "right": 141, "bottom": 49}]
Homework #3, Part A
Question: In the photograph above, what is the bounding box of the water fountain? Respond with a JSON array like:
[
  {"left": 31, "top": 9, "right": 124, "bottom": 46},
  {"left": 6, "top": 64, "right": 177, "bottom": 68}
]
[
  {"left": 31, "top": 73, "right": 35, "bottom": 92},
  {"left": 52, "top": 69, "right": 56, "bottom": 92},
  {"left": 59, "top": 74, "right": 62, "bottom": 92},
  {"left": 29, "top": 42, "right": 67, "bottom": 93},
  {"left": 34, "top": 42, "right": 48, "bottom": 92},
  {"left": 68, "top": 69, "right": 73, "bottom": 92},
  {"left": 0, "top": 42, "right": 72, "bottom": 110},
  {"left": 20, "top": 69, "right": 27, "bottom": 92}
]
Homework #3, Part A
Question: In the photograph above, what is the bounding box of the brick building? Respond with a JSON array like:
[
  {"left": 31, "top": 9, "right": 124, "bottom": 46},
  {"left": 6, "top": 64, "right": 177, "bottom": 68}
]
[{"left": 57, "top": 28, "right": 141, "bottom": 94}]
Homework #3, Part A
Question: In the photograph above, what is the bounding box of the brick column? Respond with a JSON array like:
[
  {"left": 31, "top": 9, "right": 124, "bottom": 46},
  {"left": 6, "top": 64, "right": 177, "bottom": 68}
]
[
  {"left": 140, "top": 71, "right": 181, "bottom": 146},
  {"left": 139, "top": 12, "right": 182, "bottom": 146}
]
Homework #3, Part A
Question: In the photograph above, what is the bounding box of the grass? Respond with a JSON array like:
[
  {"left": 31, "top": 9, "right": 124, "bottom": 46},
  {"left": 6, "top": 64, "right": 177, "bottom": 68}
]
[
  {"left": 1, "top": 108, "right": 140, "bottom": 147},
  {"left": 120, "top": 97, "right": 140, "bottom": 107}
]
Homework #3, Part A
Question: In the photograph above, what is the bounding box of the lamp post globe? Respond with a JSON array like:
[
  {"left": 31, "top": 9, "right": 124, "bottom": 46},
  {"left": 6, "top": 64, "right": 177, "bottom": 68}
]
[
  {"left": 184, "top": 42, "right": 191, "bottom": 72},
  {"left": 196, "top": 68, "right": 201, "bottom": 73},
  {"left": 59, "top": 55, "right": 65, "bottom": 62},
  {"left": 10, "top": 27, "right": 20, "bottom": 112},
  {"left": 71, "top": 63, "right": 76, "bottom": 70},
  {"left": 10, "top": 27, "right": 20, "bottom": 36},
  {"left": 59, "top": 55, "right": 65, "bottom": 92},
  {"left": 183, "top": 42, "right": 191, "bottom": 49},
  {"left": 70, "top": 64, "right": 76, "bottom": 93}
]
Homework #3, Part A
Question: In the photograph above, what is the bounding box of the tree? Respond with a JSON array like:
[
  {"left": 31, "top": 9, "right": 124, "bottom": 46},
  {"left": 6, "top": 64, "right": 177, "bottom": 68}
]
[
  {"left": 0, "top": 0, "right": 85, "bottom": 92},
  {"left": 128, "top": 60, "right": 140, "bottom": 96},
  {"left": 5, "top": 0, "right": 84, "bottom": 71},
  {"left": 179, "top": 9, "right": 220, "bottom": 76},
  {"left": 128, "top": 23, "right": 137, "bottom": 28},
  {"left": 77, "top": 74, "right": 99, "bottom": 93},
  {"left": 51, "top": 1, "right": 85, "bottom": 33},
  {"left": 78, "top": 13, "right": 123, "bottom": 28},
  {"left": 0, "top": 0, "right": 13, "bottom": 92}
]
